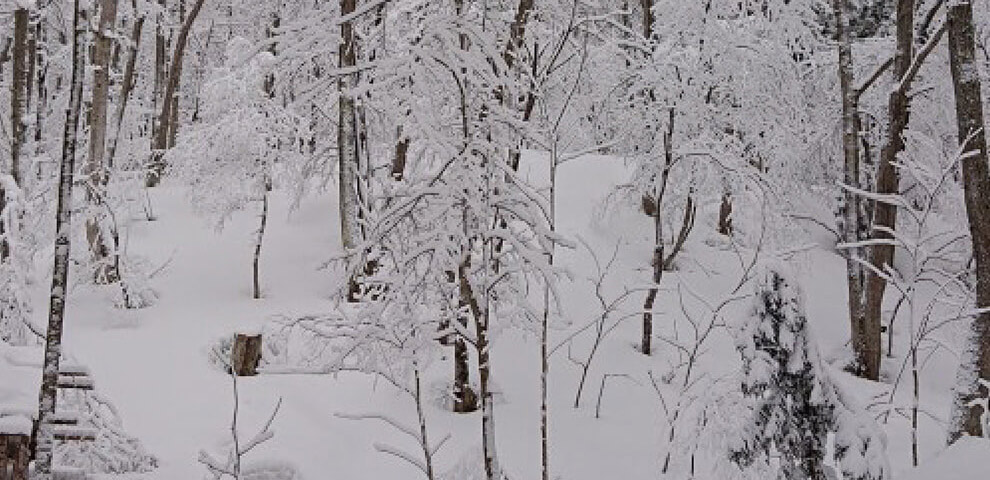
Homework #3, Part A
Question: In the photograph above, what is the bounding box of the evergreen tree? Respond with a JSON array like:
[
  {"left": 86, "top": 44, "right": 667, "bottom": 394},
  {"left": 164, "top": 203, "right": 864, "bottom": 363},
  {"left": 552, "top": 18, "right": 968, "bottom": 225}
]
[{"left": 731, "top": 266, "right": 890, "bottom": 480}]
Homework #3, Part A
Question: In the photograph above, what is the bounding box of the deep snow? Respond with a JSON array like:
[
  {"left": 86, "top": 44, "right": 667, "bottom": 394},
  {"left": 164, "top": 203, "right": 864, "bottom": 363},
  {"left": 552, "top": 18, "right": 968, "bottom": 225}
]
[{"left": 14, "top": 152, "right": 983, "bottom": 479}]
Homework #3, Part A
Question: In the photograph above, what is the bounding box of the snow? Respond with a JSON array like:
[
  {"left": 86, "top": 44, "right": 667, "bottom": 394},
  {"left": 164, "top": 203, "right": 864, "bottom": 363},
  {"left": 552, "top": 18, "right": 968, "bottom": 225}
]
[
  {"left": 898, "top": 437, "right": 990, "bottom": 480},
  {"left": 1, "top": 149, "right": 978, "bottom": 479},
  {"left": 0, "top": 414, "right": 32, "bottom": 435}
]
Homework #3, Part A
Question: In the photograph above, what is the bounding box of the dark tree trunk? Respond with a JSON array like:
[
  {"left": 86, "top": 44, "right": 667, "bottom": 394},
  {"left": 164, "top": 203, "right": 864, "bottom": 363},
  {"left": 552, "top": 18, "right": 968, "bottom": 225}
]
[
  {"left": 861, "top": 0, "right": 915, "bottom": 381},
  {"left": 946, "top": 1, "right": 990, "bottom": 444},
  {"left": 10, "top": 8, "right": 30, "bottom": 186},
  {"left": 107, "top": 1, "right": 145, "bottom": 167},
  {"left": 34, "top": 19, "right": 47, "bottom": 162},
  {"left": 640, "top": 0, "right": 654, "bottom": 40},
  {"left": 85, "top": 0, "right": 120, "bottom": 285},
  {"left": 717, "top": 192, "right": 733, "bottom": 236},
  {"left": 147, "top": 0, "right": 207, "bottom": 187},
  {"left": 253, "top": 184, "right": 269, "bottom": 300},
  {"left": 833, "top": 0, "right": 872, "bottom": 380}
]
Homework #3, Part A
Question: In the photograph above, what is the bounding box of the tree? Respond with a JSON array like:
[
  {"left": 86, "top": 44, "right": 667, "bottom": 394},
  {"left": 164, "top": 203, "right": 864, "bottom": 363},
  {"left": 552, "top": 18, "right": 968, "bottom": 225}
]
[
  {"left": 946, "top": 0, "right": 990, "bottom": 444},
  {"left": 337, "top": 0, "right": 361, "bottom": 254},
  {"left": 729, "top": 265, "right": 889, "bottom": 480},
  {"left": 34, "top": 0, "right": 87, "bottom": 477},
  {"left": 166, "top": 37, "right": 306, "bottom": 299},
  {"left": 832, "top": 0, "right": 873, "bottom": 382},
  {"left": 84, "top": 0, "right": 120, "bottom": 284},
  {"left": 0, "top": 4, "right": 36, "bottom": 346},
  {"left": 147, "top": 0, "right": 208, "bottom": 187}
]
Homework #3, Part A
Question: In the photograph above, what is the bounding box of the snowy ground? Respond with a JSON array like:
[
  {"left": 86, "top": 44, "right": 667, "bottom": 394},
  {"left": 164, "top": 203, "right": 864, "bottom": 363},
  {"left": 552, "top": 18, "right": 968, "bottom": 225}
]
[{"left": 27, "top": 153, "right": 985, "bottom": 479}]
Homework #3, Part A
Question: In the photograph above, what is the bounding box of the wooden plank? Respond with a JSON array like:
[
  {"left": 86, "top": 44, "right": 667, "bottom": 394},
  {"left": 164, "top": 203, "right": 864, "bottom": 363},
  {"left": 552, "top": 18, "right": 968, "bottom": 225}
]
[
  {"left": 51, "top": 425, "right": 97, "bottom": 442},
  {"left": 56, "top": 375, "right": 94, "bottom": 390},
  {"left": 46, "top": 412, "right": 81, "bottom": 426},
  {"left": 57, "top": 365, "right": 90, "bottom": 377}
]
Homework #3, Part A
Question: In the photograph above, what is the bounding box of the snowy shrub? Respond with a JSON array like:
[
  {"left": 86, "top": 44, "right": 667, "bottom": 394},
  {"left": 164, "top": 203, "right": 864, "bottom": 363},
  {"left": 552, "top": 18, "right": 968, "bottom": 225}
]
[
  {"left": 0, "top": 175, "right": 36, "bottom": 345},
  {"left": 55, "top": 391, "right": 158, "bottom": 474},
  {"left": 167, "top": 36, "right": 308, "bottom": 230},
  {"left": 723, "top": 265, "right": 889, "bottom": 480}
]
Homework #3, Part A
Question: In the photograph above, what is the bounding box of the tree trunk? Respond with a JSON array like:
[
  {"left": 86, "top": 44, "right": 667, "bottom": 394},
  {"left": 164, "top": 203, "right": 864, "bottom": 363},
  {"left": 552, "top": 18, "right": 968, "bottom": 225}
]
[
  {"left": 861, "top": 0, "right": 915, "bottom": 380},
  {"left": 640, "top": 0, "right": 654, "bottom": 40},
  {"left": 3, "top": 8, "right": 30, "bottom": 262},
  {"left": 253, "top": 183, "right": 269, "bottom": 300},
  {"left": 833, "top": 0, "right": 872, "bottom": 379},
  {"left": 391, "top": 132, "right": 409, "bottom": 181},
  {"left": 642, "top": 108, "right": 674, "bottom": 355},
  {"left": 147, "top": 0, "right": 207, "bottom": 187},
  {"left": 946, "top": 1, "right": 990, "bottom": 444},
  {"left": 458, "top": 258, "right": 502, "bottom": 480},
  {"left": 85, "top": 0, "right": 120, "bottom": 285},
  {"left": 34, "top": 3, "right": 87, "bottom": 478},
  {"left": 148, "top": 1, "right": 167, "bottom": 185},
  {"left": 107, "top": 1, "right": 145, "bottom": 167},
  {"left": 338, "top": 0, "right": 360, "bottom": 253},
  {"left": 717, "top": 191, "right": 733, "bottom": 236},
  {"left": 34, "top": 19, "right": 47, "bottom": 162},
  {"left": 503, "top": 0, "right": 535, "bottom": 70},
  {"left": 10, "top": 8, "right": 29, "bottom": 186},
  {"left": 452, "top": 312, "right": 475, "bottom": 412}
]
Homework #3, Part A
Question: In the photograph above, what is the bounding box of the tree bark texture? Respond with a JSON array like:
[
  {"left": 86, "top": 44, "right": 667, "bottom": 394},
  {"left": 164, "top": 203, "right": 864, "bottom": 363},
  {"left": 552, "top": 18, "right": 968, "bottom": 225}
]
[
  {"left": 34, "top": 4, "right": 87, "bottom": 478},
  {"left": 861, "top": 0, "right": 915, "bottom": 381},
  {"left": 107, "top": 2, "right": 145, "bottom": 167},
  {"left": 85, "top": 0, "right": 120, "bottom": 284},
  {"left": 10, "top": 8, "right": 30, "bottom": 186},
  {"left": 231, "top": 333, "right": 263, "bottom": 376},
  {"left": 338, "top": 0, "right": 361, "bottom": 252},
  {"left": 833, "top": 0, "right": 872, "bottom": 380},
  {"left": 946, "top": 1, "right": 990, "bottom": 444}
]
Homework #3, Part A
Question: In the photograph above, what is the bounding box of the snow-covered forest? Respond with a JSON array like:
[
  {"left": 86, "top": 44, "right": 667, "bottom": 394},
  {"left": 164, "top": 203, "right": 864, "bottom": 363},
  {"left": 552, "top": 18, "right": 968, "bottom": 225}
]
[{"left": 1, "top": 0, "right": 990, "bottom": 479}]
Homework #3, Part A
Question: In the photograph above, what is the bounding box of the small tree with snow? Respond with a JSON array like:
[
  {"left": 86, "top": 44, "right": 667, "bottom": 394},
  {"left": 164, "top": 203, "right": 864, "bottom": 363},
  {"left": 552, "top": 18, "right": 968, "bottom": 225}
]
[
  {"left": 730, "top": 265, "right": 889, "bottom": 480},
  {"left": 166, "top": 37, "right": 307, "bottom": 298}
]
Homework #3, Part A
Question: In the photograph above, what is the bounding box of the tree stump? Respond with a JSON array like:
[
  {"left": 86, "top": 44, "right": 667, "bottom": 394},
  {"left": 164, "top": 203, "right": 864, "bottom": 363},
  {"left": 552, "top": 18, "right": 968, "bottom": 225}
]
[
  {"left": 0, "top": 433, "right": 30, "bottom": 480},
  {"left": 230, "top": 334, "right": 262, "bottom": 376}
]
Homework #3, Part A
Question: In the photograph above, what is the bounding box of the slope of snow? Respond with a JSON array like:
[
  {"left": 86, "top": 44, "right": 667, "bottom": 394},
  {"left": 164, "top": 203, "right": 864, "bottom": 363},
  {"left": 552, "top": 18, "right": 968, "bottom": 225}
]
[{"left": 18, "top": 151, "right": 980, "bottom": 479}]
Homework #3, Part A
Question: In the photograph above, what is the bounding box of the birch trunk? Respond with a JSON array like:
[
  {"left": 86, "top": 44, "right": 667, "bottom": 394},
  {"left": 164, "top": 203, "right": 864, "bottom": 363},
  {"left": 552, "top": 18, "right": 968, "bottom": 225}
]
[
  {"left": 459, "top": 258, "right": 502, "bottom": 480},
  {"left": 946, "top": 1, "right": 990, "bottom": 443},
  {"left": 338, "top": 0, "right": 360, "bottom": 252},
  {"left": 34, "top": 3, "right": 87, "bottom": 478}
]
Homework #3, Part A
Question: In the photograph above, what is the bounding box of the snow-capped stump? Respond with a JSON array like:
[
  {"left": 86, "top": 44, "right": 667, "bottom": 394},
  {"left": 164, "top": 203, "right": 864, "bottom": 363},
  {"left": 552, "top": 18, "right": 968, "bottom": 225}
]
[
  {"left": 0, "top": 430, "right": 31, "bottom": 480},
  {"left": 231, "top": 333, "right": 262, "bottom": 376}
]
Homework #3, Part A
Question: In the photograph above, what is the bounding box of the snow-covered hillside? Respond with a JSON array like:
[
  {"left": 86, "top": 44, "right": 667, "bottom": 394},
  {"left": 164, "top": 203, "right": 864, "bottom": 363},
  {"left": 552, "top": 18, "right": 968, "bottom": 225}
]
[{"left": 18, "top": 153, "right": 974, "bottom": 479}]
